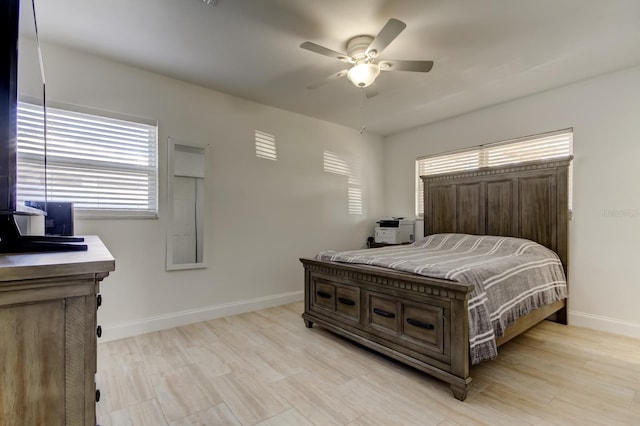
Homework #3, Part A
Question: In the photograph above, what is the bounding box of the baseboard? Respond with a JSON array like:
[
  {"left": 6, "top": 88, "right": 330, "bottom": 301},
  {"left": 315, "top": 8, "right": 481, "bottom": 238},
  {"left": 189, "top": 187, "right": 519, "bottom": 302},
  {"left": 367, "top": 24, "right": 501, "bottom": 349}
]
[
  {"left": 99, "top": 290, "right": 304, "bottom": 342},
  {"left": 569, "top": 310, "right": 640, "bottom": 339}
]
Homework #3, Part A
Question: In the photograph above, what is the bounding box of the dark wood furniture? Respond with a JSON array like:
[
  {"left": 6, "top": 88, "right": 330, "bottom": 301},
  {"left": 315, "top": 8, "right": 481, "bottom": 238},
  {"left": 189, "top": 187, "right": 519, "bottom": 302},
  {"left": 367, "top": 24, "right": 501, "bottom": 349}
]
[
  {"left": 0, "top": 236, "right": 115, "bottom": 425},
  {"left": 367, "top": 241, "right": 413, "bottom": 248},
  {"left": 301, "top": 157, "right": 571, "bottom": 400}
]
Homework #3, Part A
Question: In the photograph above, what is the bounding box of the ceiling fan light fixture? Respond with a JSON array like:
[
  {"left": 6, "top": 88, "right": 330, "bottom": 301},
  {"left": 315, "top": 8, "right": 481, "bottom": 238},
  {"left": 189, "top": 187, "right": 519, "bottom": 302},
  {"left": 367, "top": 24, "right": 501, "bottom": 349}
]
[
  {"left": 300, "top": 19, "right": 432, "bottom": 94},
  {"left": 347, "top": 63, "right": 380, "bottom": 88}
]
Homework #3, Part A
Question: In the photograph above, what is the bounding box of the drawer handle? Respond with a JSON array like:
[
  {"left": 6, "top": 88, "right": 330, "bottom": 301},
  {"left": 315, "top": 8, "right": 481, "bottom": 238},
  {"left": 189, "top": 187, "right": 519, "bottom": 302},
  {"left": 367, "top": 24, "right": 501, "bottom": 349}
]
[
  {"left": 95, "top": 389, "right": 101, "bottom": 402},
  {"left": 406, "top": 318, "right": 435, "bottom": 330},
  {"left": 373, "top": 308, "right": 396, "bottom": 319},
  {"left": 316, "top": 291, "right": 332, "bottom": 299},
  {"left": 97, "top": 326, "right": 102, "bottom": 338},
  {"left": 338, "top": 297, "right": 355, "bottom": 306},
  {"left": 97, "top": 294, "right": 102, "bottom": 308}
]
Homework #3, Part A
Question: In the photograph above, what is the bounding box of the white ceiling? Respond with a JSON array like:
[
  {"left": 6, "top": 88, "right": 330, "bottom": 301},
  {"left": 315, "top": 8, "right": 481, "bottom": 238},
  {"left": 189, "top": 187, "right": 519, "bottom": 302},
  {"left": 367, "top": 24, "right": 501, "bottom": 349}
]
[{"left": 19, "top": 0, "right": 640, "bottom": 136}]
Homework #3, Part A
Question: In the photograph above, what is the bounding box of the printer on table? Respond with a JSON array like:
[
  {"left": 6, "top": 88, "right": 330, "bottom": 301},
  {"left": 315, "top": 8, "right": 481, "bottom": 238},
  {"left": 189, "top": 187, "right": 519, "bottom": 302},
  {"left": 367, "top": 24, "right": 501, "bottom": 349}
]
[{"left": 374, "top": 218, "right": 415, "bottom": 244}]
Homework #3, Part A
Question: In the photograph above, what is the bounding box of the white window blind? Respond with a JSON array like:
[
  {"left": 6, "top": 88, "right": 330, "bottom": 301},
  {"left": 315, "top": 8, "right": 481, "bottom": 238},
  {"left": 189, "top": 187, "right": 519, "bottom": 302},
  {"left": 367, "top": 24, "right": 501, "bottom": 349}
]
[
  {"left": 324, "top": 150, "right": 363, "bottom": 215},
  {"left": 255, "top": 130, "right": 277, "bottom": 160},
  {"left": 17, "top": 102, "right": 158, "bottom": 218},
  {"left": 416, "top": 129, "right": 573, "bottom": 216}
]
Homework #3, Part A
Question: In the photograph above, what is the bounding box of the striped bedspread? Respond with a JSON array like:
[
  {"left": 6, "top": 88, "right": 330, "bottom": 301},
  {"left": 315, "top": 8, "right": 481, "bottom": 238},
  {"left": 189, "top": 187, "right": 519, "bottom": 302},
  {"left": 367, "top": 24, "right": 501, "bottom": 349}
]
[{"left": 316, "top": 233, "right": 567, "bottom": 364}]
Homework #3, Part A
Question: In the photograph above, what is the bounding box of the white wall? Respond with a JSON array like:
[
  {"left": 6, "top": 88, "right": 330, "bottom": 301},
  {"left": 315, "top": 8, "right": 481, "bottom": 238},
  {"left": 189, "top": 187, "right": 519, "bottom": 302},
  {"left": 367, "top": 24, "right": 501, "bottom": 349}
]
[
  {"left": 383, "top": 65, "right": 640, "bottom": 338},
  {"left": 18, "top": 40, "right": 385, "bottom": 340}
]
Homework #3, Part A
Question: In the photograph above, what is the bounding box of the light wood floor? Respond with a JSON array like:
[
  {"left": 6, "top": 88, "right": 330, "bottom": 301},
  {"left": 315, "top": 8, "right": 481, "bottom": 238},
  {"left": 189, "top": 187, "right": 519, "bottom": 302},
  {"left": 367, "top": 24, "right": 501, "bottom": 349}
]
[{"left": 96, "top": 302, "right": 640, "bottom": 425}]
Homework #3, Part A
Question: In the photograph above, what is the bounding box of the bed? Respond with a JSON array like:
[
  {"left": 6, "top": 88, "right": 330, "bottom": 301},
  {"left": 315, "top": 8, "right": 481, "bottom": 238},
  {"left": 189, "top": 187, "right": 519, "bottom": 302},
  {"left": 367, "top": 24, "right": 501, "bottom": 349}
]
[{"left": 300, "top": 156, "right": 572, "bottom": 400}]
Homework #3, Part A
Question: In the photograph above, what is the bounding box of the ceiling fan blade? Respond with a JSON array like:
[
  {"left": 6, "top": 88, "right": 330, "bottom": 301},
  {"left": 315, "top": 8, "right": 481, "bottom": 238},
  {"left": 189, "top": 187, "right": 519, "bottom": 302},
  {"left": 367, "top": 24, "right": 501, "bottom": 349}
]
[
  {"left": 366, "top": 18, "right": 406, "bottom": 57},
  {"left": 364, "top": 84, "right": 378, "bottom": 99},
  {"left": 300, "top": 41, "right": 351, "bottom": 62},
  {"left": 378, "top": 60, "right": 434, "bottom": 73},
  {"left": 306, "top": 70, "right": 348, "bottom": 89}
]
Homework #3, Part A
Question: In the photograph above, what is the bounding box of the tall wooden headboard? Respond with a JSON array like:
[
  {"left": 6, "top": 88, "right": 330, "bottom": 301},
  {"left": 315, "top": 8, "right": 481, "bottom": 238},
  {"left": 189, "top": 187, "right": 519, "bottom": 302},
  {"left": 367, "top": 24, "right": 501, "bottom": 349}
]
[{"left": 421, "top": 157, "right": 572, "bottom": 269}]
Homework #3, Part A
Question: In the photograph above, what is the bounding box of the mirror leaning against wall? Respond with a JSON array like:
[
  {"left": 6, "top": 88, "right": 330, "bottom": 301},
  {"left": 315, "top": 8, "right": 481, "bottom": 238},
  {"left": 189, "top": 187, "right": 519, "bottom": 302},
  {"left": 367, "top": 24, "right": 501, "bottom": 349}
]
[{"left": 166, "top": 138, "right": 208, "bottom": 270}]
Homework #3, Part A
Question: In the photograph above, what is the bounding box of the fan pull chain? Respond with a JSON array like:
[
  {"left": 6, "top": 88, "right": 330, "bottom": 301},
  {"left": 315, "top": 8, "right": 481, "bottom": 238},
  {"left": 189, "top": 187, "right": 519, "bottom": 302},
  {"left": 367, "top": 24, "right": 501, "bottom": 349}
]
[{"left": 359, "top": 88, "right": 366, "bottom": 134}]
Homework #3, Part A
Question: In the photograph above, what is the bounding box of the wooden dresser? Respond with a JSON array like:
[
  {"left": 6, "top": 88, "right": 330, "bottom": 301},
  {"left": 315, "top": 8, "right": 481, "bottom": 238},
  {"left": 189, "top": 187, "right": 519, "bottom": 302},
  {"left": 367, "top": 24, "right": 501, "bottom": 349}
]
[{"left": 0, "top": 236, "right": 115, "bottom": 425}]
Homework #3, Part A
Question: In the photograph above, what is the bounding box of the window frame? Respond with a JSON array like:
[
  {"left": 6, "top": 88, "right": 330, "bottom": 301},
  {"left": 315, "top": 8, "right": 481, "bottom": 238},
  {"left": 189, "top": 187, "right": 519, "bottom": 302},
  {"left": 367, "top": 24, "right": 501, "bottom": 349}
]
[{"left": 17, "top": 99, "right": 159, "bottom": 219}]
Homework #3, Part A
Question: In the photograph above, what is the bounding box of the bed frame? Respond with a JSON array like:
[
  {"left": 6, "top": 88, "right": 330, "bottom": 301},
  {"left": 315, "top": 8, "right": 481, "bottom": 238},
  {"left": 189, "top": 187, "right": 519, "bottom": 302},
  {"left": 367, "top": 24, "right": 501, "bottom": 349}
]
[{"left": 300, "top": 156, "right": 571, "bottom": 400}]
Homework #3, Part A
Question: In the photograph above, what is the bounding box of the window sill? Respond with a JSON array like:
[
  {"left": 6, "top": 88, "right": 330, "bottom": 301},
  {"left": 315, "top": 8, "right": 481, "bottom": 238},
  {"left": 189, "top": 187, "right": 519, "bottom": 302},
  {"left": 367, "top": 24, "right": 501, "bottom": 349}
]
[{"left": 75, "top": 210, "right": 159, "bottom": 220}]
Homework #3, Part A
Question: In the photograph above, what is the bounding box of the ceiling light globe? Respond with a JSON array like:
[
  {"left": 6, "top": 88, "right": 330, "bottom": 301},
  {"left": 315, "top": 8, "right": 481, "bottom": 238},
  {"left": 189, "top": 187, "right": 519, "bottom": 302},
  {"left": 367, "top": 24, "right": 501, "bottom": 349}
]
[{"left": 347, "top": 63, "right": 380, "bottom": 88}]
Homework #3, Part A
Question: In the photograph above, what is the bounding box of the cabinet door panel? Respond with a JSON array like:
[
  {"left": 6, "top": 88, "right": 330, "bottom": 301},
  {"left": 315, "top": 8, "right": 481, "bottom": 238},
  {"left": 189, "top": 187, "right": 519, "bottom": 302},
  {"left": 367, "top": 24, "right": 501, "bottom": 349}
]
[{"left": 0, "top": 301, "right": 66, "bottom": 425}]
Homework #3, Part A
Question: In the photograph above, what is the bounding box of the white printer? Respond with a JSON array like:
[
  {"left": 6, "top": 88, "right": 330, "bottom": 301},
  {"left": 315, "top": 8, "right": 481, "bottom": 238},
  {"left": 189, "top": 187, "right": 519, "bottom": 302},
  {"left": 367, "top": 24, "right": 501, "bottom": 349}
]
[{"left": 374, "top": 218, "right": 415, "bottom": 244}]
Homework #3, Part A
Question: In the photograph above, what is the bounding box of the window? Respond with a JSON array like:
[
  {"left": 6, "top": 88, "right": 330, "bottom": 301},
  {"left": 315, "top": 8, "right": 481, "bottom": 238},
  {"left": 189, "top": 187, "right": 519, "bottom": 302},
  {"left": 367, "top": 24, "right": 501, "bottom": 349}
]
[
  {"left": 17, "top": 102, "right": 158, "bottom": 218},
  {"left": 255, "top": 130, "right": 277, "bottom": 160},
  {"left": 416, "top": 129, "right": 573, "bottom": 216},
  {"left": 323, "top": 150, "right": 362, "bottom": 215}
]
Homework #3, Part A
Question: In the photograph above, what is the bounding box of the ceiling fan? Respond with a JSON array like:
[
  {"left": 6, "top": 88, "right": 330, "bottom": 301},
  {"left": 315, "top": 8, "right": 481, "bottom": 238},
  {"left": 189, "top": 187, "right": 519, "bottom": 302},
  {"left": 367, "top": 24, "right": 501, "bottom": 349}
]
[{"left": 300, "top": 18, "right": 434, "bottom": 98}]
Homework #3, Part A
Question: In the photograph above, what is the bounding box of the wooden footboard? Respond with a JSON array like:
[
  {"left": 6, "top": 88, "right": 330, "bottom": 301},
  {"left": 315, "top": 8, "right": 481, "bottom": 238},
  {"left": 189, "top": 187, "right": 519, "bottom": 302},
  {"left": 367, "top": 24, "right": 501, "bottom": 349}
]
[{"left": 300, "top": 257, "right": 475, "bottom": 400}]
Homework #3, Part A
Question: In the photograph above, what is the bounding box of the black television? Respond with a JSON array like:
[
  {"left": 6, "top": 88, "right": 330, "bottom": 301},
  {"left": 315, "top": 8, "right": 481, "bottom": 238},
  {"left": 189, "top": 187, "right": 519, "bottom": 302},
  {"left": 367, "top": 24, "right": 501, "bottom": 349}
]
[{"left": 0, "top": 0, "right": 85, "bottom": 252}]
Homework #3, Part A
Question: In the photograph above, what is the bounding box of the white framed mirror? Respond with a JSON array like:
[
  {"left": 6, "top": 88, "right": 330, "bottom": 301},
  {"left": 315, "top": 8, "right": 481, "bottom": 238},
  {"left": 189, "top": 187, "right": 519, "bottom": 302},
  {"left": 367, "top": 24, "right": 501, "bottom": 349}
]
[{"left": 166, "top": 138, "right": 207, "bottom": 270}]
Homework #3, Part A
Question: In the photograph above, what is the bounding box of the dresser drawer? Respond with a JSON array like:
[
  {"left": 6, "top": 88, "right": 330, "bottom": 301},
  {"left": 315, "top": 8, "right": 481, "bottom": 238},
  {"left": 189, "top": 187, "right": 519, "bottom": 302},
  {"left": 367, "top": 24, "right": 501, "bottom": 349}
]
[
  {"left": 335, "top": 286, "right": 360, "bottom": 320},
  {"left": 312, "top": 280, "right": 335, "bottom": 311},
  {"left": 368, "top": 294, "right": 400, "bottom": 335},
  {"left": 402, "top": 302, "right": 444, "bottom": 352},
  {"left": 365, "top": 290, "right": 447, "bottom": 357},
  {"left": 310, "top": 278, "right": 361, "bottom": 323}
]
